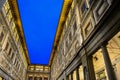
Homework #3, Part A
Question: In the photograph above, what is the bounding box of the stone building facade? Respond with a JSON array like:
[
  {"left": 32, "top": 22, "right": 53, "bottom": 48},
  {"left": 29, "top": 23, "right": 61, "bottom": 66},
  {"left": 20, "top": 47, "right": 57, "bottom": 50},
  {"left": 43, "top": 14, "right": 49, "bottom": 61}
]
[
  {"left": 49, "top": 0, "right": 120, "bottom": 80},
  {"left": 27, "top": 65, "right": 50, "bottom": 80},
  {"left": 0, "top": 0, "right": 120, "bottom": 80},
  {"left": 0, "top": 0, "right": 29, "bottom": 80}
]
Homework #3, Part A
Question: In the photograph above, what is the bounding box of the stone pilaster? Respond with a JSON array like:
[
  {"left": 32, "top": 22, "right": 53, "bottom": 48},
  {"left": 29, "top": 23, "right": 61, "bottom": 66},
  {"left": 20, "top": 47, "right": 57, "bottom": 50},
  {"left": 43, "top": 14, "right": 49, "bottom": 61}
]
[{"left": 82, "top": 54, "right": 96, "bottom": 80}]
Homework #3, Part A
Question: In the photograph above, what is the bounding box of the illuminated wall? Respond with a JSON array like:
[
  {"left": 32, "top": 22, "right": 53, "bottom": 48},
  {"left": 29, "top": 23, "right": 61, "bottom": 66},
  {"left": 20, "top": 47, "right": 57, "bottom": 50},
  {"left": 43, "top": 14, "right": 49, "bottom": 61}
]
[
  {"left": 0, "top": 0, "right": 29, "bottom": 80},
  {"left": 27, "top": 65, "right": 50, "bottom": 80},
  {"left": 50, "top": 0, "right": 120, "bottom": 80}
]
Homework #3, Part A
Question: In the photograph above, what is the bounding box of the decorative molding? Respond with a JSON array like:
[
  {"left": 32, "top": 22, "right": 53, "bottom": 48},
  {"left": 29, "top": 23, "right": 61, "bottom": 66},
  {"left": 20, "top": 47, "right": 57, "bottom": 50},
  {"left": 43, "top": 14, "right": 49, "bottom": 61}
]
[{"left": 93, "top": 0, "right": 111, "bottom": 24}]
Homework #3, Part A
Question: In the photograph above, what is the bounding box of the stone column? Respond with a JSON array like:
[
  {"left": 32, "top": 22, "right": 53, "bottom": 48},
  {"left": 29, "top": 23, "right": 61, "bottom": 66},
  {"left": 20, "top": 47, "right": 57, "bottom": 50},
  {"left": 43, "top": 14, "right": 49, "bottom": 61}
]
[
  {"left": 70, "top": 73, "right": 73, "bottom": 80},
  {"left": 76, "top": 68, "right": 80, "bottom": 80},
  {"left": 87, "top": 56, "right": 96, "bottom": 80},
  {"left": 101, "top": 44, "right": 116, "bottom": 80},
  {"left": 32, "top": 76, "right": 34, "bottom": 80},
  {"left": 42, "top": 76, "right": 44, "bottom": 80}
]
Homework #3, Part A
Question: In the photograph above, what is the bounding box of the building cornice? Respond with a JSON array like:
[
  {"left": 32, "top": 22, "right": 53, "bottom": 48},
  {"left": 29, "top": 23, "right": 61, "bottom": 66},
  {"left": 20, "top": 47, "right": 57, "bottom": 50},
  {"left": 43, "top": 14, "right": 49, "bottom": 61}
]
[
  {"left": 49, "top": 0, "right": 72, "bottom": 66},
  {"left": 8, "top": 0, "right": 30, "bottom": 64}
]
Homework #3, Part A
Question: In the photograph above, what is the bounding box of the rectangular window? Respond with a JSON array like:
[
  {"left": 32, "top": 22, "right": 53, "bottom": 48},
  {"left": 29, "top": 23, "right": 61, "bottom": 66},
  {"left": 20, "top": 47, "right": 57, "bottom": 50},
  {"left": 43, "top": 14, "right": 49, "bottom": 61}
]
[
  {"left": 44, "top": 67, "right": 49, "bottom": 71},
  {"left": 81, "top": 2, "right": 88, "bottom": 14},
  {"left": 8, "top": 48, "right": 12, "bottom": 56},
  {"left": 0, "top": 32, "right": 4, "bottom": 42},
  {"left": 15, "top": 61, "right": 18, "bottom": 67},
  {"left": 73, "top": 22, "right": 77, "bottom": 34},
  {"left": 13, "top": 28, "right": 18, "bottom": 40},
  {"left": 85, "top": 22, "right": 93, "bottom": 35},
  {"left": 7, "top": 10, "right": 12, "bottom": 22},
  {"left": 11, "top": 21, "right": 15, "bottom": 32},
  {"left": 14, "top": 58, "right": 17, "bottom": 65},
  {"left": 20, "top": 45, "right": 24, "bottom": 54},
  {"left": 5, "top": 42, "right": 9, "bottom": 51},
  {"left": 98, "top": 0, "right": 108, "bottom": 17},
  {"left": 29, "top": 66, "right": 34, "bottom": 71},
  {"left": 39, "top": 66, "right": 43, "bottom": 71},
  {"left": 15, "top": 34, "right": 19, "bottom": 43},
  {"left": 16, "top": 63, "right": 19, "bottom": 69},
  {"left": 66, "top": 40, "right": 69, "bottom": 49},
  {"left": 93, "top": 0, "right": 109, "bottom": 21},
  {"left": 4, "top": 0, "right": 10, "bottom": 13},
  {"left": 69, "top": 32, "right": 72, "bottom": 41},
  {"left": 88, "top": 0, "right": 93, "bottom": 5},
  {"left": 11, "top": 52, "right": 14, "bottom": 61}
]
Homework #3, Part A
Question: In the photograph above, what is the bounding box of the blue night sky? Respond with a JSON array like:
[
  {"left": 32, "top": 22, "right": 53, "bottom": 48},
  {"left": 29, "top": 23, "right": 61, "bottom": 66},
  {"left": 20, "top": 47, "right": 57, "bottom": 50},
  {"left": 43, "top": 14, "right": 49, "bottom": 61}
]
[{"left": 17, "top": 0, "right": 63, "bottom": 64}]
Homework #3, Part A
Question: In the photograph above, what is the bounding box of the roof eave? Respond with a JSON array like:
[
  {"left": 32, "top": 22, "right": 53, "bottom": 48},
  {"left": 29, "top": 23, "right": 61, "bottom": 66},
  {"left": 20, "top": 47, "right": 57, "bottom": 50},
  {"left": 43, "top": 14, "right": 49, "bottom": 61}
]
[
  {"left": 49, "top": 0, "right": 72, "bottom": 66},
  {"left": 8, "top": 0, "right": 30, "bottom": 64}
]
